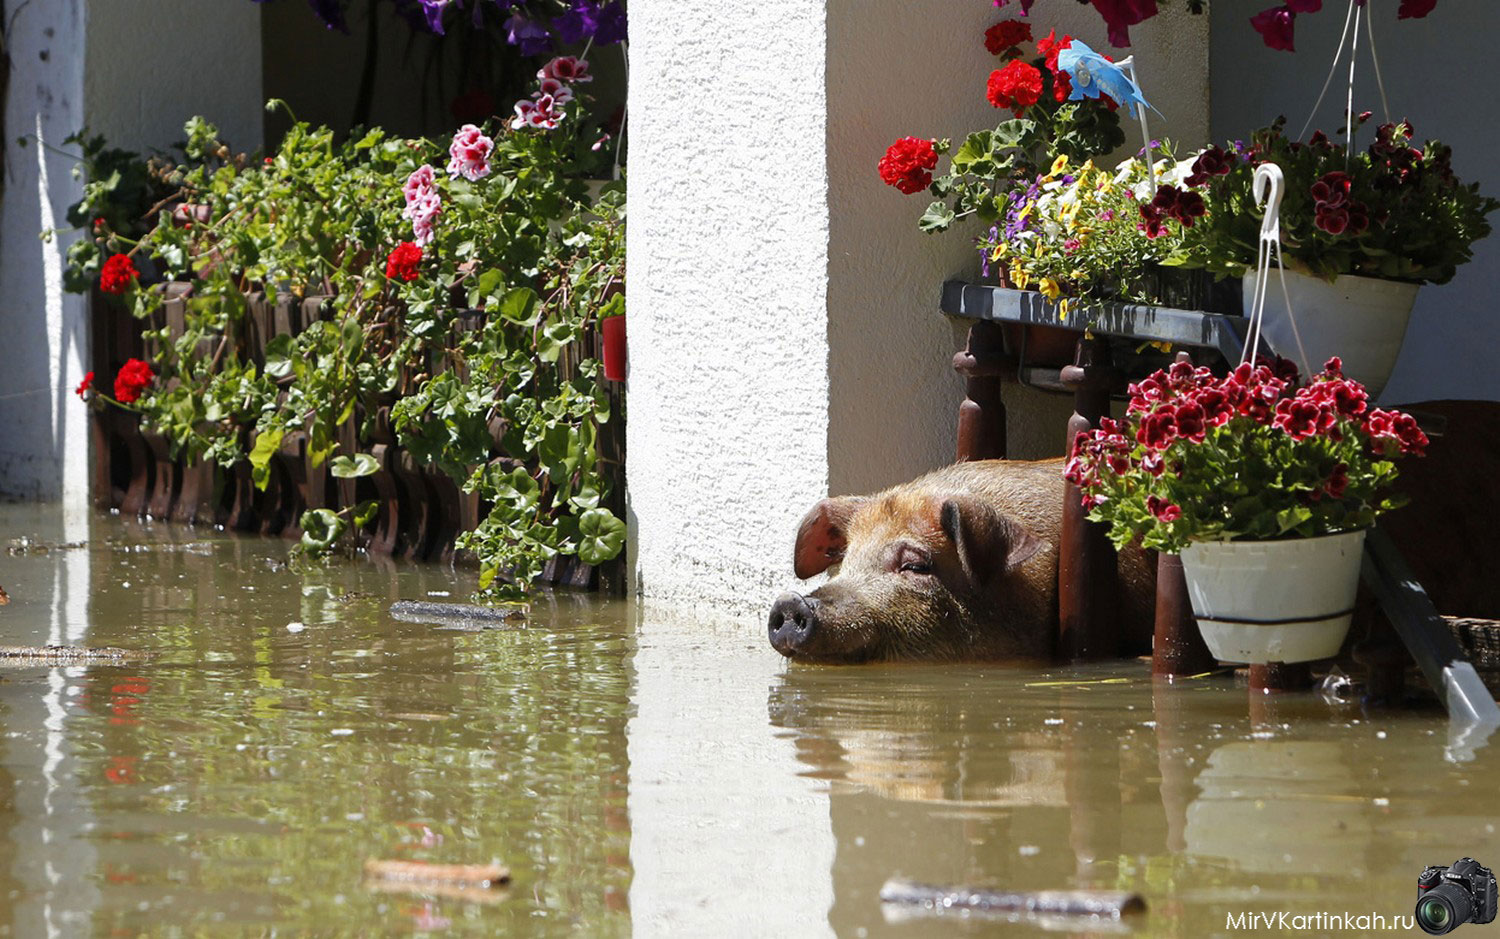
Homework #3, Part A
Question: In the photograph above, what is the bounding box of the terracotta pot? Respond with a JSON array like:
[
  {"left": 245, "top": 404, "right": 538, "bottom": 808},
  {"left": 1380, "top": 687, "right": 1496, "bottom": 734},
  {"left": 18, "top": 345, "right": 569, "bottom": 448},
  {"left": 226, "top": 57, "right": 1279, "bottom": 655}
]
[{"left": 601, "top": 315, "right": 626, "bottom": 382}]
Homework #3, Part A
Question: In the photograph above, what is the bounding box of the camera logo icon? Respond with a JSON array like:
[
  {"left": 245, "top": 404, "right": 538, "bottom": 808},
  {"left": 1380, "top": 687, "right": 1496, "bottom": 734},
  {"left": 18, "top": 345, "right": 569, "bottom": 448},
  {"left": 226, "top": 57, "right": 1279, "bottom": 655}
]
[{"left": 1417, "top": 858, "right": 1498, "bottom": 935}]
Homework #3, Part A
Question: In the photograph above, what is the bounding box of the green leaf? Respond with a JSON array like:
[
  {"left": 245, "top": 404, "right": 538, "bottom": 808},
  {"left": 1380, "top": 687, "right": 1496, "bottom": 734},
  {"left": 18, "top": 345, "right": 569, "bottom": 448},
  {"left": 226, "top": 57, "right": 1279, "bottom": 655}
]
[
  {"left": 264, "top": 334, "right": 295, "bottom": 379},
  {"left": 577, "top": 508, "right": 626, "bottom": 565},
  {"left": 498, "top": 287, "right": 540, "bottom": 326},
  {"left": 248, "top": 428, "right": 285, "bottom": 491},
  {"left": 352, "top": 499, "right": 380, "bottom": 529},
  {"left": 330, "top": 453, "right": 379, "bottom": 478},
  {"left": 919, "top": 201, "right": 957, "bottom": 233},
  {"left": 299, "top": 508, "right": 347, "bottom": 554}
]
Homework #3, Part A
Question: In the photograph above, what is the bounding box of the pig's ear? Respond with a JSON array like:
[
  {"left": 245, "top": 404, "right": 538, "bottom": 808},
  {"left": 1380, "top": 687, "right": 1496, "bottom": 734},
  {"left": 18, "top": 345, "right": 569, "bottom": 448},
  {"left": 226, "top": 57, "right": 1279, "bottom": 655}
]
[
  {"left": 793, "top": 497, "right": 865, "bottom": 579},
  {"left": 940, "top": 497, "right": 1045, "bottom": 584}
]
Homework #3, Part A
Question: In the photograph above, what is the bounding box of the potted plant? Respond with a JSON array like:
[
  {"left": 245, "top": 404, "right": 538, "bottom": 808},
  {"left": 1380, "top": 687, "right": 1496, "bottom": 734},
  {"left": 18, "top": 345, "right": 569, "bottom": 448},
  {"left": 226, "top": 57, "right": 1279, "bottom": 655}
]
[
  {"left": 876, "top": 21, "right": 1127, "bottom": 234},
  {"left": 979, "top": 150, "right": 1213, "bottom": 322},
  {"left": 1163, "top": 118, "right": 1499, "bottom": 396},
  {"left": 1064, "top": 355, "right": 1428, "bottom": 664}
]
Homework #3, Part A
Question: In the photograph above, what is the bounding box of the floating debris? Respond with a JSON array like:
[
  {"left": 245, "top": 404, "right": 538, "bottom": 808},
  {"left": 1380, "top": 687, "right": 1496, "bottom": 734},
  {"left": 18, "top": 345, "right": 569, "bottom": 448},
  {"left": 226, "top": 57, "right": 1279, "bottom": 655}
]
[
  {"left": 0, "top": 645, "right": 153, "bottom": 666},
  {"left": 0, "top": 584, "right": 8, "bottom": 605},
  {"left": 363, "top": 860, "right": 511, "bottom": 904},
  {"left": 879, "top": 878, "right": 1145, "bottom": 922},
  {"left": 389, "top": 600, "right": 526, "bottom": 628},
  {"left": 7, "top": 538, "right": 87, "bottom": 556}
]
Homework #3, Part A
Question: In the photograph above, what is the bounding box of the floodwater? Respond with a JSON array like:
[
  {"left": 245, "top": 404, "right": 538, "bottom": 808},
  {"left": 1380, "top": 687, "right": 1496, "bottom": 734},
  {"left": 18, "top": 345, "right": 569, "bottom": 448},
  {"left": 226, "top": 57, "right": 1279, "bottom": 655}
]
[{"left": 3, "top": 506, "right": 1499, "bottom": 937}]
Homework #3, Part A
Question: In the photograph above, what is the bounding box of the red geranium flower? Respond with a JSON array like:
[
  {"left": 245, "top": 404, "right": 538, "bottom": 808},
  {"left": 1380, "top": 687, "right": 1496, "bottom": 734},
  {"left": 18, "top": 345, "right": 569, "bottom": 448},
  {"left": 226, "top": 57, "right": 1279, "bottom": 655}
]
[
  {"left": 878, "top": 137, "right": 939, "bottom": 195},
  {"left": 984, "top": 19, "right": 1032, "bottom": 55},
  {"left": 385, "top": 241, "right": 424, "bottom": 282},
  {"left": 75, "top": 371, "right": 94, "bottom": 399},
  {"left": 114, "top": 358, "right": 155, "bottom": 404},
  {"left": 1146, "top": 495, "right": 1182, "bottom": 523},
  {"left": 1398, "top": 0, "right": 1437, "bottom": 18},
  {"left": 99, "top": 253, "right": 139, "bottom": 295},
  {"left": 987, "top": 60, "right": 1044, "bottom": 115}
]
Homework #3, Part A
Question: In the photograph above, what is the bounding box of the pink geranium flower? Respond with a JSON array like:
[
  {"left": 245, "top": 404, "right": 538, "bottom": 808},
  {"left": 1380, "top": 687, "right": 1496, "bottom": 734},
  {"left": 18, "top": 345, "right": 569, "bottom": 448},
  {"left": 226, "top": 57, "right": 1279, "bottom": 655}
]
[
  {"left": 511, "top": 95, "right": 562, "bottom": 131},
  {"left": 408, "top": 192, "right": 442, "bottom": 246},
  {"left": 446, "top": 124, "right": 494, "bottom": 182},
  {"left": 402, "top": 165, "right": 436, "bottom": 208},
  {"left": 538, "top": 78, "right": 574, "bottom": 106},
  {"left": 540, "top": 56, "right": 592, "bottom": 84}
]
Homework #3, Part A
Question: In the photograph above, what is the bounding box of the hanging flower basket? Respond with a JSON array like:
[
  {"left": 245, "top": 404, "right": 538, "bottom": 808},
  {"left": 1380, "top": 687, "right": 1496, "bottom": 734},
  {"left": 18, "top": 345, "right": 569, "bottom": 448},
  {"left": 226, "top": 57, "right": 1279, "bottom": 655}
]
[{"left": 1242, "top": 268, "right": 1418, "bottom": 401}]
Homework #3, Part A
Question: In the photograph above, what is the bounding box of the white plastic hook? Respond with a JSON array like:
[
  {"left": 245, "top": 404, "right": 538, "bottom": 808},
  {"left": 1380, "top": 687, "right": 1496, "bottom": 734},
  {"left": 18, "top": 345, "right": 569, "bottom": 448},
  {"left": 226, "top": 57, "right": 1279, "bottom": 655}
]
[
  {"left": 1243, "top": 162, "right": 1311, "bottom": 375},
  {"left": 1253, "top": 163, "right": 1284, "bottom": 245},
  {"left": 1116, "top": 56, "right": 1156, "bottom": 199}
]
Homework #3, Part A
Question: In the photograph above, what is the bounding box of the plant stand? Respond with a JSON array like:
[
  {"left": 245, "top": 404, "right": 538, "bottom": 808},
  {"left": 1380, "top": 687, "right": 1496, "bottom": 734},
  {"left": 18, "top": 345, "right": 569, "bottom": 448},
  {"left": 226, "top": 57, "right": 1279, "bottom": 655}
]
[{"left": 941, "top": 280, "right": 1500, "bottom": 725}]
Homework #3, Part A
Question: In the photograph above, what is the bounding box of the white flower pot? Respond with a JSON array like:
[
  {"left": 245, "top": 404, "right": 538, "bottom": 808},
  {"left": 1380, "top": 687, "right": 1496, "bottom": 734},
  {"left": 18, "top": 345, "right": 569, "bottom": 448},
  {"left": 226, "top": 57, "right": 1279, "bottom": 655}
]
[
  {"left": 1179, "top": 530, "right": 1367, "bottom": 664},
  {"left": 1241, "top": 269, "right": 1419, "bottom": 400}
]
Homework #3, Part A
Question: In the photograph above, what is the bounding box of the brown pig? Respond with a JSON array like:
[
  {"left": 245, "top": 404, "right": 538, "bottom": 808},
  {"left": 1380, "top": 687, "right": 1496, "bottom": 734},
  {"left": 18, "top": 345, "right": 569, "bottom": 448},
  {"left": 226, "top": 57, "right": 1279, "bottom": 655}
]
[
  {"left": 769, "top": 400, "right": 1500, "bottom": 665},
  {"left": 768, "top": 459, "right": 1157, "bottom": 663}
]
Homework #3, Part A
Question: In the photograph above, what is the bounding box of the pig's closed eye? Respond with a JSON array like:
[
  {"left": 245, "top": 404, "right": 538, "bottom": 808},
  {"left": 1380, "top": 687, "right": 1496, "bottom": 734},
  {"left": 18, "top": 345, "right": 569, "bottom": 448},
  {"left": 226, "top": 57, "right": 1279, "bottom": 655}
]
[{"left": 897, "top": 553, "right": 933, "bottom": 575}]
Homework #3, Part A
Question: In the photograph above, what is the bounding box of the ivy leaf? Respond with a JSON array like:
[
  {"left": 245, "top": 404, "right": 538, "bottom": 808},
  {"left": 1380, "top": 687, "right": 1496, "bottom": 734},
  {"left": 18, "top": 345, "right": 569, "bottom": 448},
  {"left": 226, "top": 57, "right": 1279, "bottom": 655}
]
[
  {"left": 264, "top": 334, "right": 295, "bottom": 379},
  {"left": 352, "top": 499, "right": 380, "bottom": 529},
  {"left": 577, "top": 508, "right": 626, "bottom": 564},
  {"left": 330, "top": 453, "right": 379, "bottom": 478}
]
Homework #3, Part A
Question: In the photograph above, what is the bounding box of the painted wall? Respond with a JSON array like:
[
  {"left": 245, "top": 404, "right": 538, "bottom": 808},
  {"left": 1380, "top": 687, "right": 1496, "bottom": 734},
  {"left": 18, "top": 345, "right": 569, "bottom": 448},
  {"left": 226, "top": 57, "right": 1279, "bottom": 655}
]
[
  {"left": 627, "top": 0, "right": 1211, "bottom": 611},
  {"left": 626, "top": 0, "right": 832, "bottom": 611},
  {"left": 0, "top": 0, "right": 262, "bottom": 503},
  {"left": 0, "top": 0, "right": 90, "bottom": 503},
  {"left": 1210, "top": 0, "right": 1500, "bottom": 404}
]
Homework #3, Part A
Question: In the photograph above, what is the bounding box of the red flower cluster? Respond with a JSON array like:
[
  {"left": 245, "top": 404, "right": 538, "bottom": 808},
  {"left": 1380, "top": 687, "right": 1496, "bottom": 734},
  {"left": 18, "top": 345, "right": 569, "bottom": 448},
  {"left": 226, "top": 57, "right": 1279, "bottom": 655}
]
[
  {"left": 1310, "top": 171, "right": 1371, "bottom": 236},
  {"left": 1137, "top": 185, "right": 1206, "bottom": 238},
  {"left": 385, "top": 241, "right": 424, "bottom": 282},
  {"left": 75, "top": 371, "right": 94, "bottom": 399},
  {"left": 99, "top": 253, "right": 139, "bottom": 295},
  {"left": 987, "top": 59, "right": 1044, "bottom": 116},
  {"left": 984, "top": 19, "right": 1032, "bottom": 55},
  {"left": 1184, "top": 145, "right": 1235, "bottom": 187},
  {"left": 114, "top": 358, "right": 155, "bottom": 404},
  {"left": 879, "top": 137, "right": 939, "bottom": 195}
]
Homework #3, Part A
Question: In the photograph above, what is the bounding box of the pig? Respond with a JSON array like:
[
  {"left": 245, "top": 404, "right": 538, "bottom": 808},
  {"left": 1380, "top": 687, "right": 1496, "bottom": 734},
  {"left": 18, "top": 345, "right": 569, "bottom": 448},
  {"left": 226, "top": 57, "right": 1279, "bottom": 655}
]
[
  {"left": 767, "top": 458, "right": 1157, "bottom": 663},
  {"left": 768, "top": 400, "right": 1500, "bottom": 665}
]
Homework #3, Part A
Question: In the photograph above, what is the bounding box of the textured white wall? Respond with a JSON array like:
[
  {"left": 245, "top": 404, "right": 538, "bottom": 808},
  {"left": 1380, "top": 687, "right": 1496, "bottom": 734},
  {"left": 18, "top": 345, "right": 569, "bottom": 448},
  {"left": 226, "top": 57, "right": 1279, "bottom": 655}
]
[
  {"left": 0, "top": 0, "right": 90, "bottom": 503},
  {"left": 626, "top": 0, "right": 831, "bottom": 611},
  {"left": 629, "top": 1, "right": 1210, "bottom": 611}
]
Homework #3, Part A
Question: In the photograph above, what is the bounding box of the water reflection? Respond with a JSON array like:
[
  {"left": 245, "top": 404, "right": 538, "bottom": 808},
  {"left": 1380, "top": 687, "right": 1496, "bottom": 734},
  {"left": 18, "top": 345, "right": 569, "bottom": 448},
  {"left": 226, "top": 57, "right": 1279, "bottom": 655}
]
[
  {"left": 769, "top": 664, "right": 1500, "bottom": 937},
  {"left": 6, "top": 507, "right": 1500, "bottom": 937},
  {"left": 2, "top": 510, "right": 633, "bottom": 936}
]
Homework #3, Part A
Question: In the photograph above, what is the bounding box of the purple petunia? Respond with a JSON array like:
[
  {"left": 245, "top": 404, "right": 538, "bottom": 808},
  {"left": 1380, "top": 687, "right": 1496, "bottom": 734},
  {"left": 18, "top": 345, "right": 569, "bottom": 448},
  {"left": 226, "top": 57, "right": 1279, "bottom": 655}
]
[
  {"left": 505, "top": 10, "right": 553, "bottom": 55},
  {"left": 551, "top": 0, "right": 627, "bottom": 46}
]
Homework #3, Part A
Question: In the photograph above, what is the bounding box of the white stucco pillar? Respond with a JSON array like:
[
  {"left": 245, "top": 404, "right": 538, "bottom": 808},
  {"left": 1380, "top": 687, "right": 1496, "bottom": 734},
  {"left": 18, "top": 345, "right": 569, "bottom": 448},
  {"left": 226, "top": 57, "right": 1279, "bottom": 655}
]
[
  {"left": 0, "top": 0, "right": 262, "bottom": 505},
  {"left": 627, "top": 2, "right": 1209, "bottom": 611},
  {"left": 626, "top": 0, "right": 832, "bottom": 611}
]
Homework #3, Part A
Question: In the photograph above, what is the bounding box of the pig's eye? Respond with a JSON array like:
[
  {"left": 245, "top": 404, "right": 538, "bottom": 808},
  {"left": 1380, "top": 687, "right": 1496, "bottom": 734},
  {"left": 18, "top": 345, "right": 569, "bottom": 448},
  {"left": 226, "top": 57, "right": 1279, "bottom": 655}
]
[{"left": 898, "top": 555, "right": 932, "bottom": 575}]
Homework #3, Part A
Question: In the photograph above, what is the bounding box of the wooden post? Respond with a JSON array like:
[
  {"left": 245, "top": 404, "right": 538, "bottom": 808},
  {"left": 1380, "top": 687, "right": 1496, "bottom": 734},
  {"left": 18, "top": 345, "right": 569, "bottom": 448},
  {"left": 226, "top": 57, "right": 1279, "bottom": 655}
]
[
  {"left": 1248, "top": 662, "right": 1314, "bottom": 693},
  {"left": 1152, "top": 553, "right": 1217, "bottom": 677},
  {"left": 1058, "top": 336, "right": 1120, "bottom": 661},
  {"left": 952, "top": 321, "right": 1012, "bottom": 462}
]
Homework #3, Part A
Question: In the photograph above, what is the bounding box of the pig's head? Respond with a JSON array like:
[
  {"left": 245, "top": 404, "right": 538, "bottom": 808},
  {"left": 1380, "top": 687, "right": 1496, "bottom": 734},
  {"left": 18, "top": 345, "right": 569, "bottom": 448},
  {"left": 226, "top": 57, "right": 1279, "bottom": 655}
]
[{"left": 768, "top": 489, "right": 1054, "bottom": 663}]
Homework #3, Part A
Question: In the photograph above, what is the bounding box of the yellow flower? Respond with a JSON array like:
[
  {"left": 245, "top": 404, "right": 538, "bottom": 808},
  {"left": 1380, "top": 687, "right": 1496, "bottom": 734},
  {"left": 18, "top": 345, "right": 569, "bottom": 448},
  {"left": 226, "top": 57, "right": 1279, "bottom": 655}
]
[
  {"left": 1058, "top": 298, "right": 1072, "bottom": 321},
  {"left": 1050, "top": 154, "right": 1070, "bottom": 177},
  {"left": 1039, "top": 277, "right": 1062, "bottom": 300},
  {"left": 1009, "top": 261, "right": 1030, "bottom": 290}
]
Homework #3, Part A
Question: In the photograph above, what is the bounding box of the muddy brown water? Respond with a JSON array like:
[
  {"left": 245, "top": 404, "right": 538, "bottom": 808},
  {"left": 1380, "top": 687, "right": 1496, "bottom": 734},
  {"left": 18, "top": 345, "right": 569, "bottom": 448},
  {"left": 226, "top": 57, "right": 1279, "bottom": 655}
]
[{"left": 2, "top": 505, "right": 1498, "bottom": 936}]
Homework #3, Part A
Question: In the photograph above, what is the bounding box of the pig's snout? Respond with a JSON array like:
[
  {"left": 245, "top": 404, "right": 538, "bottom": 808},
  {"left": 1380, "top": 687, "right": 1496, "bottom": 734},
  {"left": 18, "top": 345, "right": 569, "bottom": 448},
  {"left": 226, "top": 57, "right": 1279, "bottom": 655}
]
[{"left": 768, "top": 592, "right": 821, "bottom": 657}]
